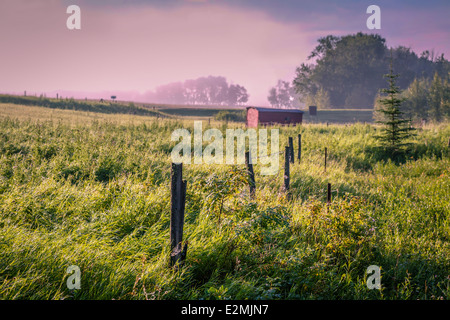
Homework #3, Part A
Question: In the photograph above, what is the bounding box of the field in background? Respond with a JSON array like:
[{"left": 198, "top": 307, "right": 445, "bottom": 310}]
[
  {"left": 0, "top": 101, "right": 449, "bottom": 300},
  {"left": 302, "top": 109, "right": 374, "bottom": 124},
  {"left": 0, "top": 94, "right": 160, "bottom": 117},
  {"left": 157, "top": 107, "right": 244, "bottom": 119},
  {"left": 1, "top": 94, "right": 374, "bottom": 123},
  {"left": 155, "top": 106, "right": 374, "bottom": 123},
  {"left": 0, "top": 103, "right": 158, "bottom": 126}
]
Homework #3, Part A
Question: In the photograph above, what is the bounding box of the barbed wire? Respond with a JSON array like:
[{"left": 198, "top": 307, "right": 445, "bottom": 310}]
[
  {"left": 265, "top": 168, "right": 284, "bottom": 186},
  {"left": 248, "top": 147, "right": 328, "bottom": 162},
  {"left": 249, "top": 150, "right": 285, "bottom": 160}
]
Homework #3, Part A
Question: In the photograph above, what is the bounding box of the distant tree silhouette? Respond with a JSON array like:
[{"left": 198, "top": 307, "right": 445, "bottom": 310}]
[
  {"left": 149, "top": 76, "right": 249, "bottom": 106},
  {"left": 267, "top": 80, "right": 299, "bottom": 108}
]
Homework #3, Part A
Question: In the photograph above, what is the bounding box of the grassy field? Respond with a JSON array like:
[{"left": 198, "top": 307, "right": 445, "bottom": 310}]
[
  {"left": 1, "top": 93, "right": 375, "bottom": 123},
  {"left": 158, "top": 108, "right": 245, "bottom": 119},
  {"left": 0, "top": 94, "right": 161, "bottom": 117},
  {"left": 156, "top": 107, "right": 374, "bottom": 123},
  {"left": 0, "top": 103, "right": 157, "bottom": 126},
  {"left": 0, "top": 102, "right": 449, "bottom": 300},
  {"left": 302, "top": 109, "right": 374, "bottom": 124}
]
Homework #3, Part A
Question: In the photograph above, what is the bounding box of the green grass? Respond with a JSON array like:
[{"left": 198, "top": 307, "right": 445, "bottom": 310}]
[
  {"left": 0, "top": 103, "right": 449, "bottom": 300},
  {"left": 158, "top": 107, "right": 245, "bottom": 119}
]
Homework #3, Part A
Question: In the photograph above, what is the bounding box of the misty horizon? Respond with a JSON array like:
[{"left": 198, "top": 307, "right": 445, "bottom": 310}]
[{"left": 1, "top": 0, "right": 449, "bottom": 106}]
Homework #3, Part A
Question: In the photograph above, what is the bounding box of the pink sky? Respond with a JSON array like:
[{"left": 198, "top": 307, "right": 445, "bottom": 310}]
[{"left": 0, "top": 0, "right": 448, "bottom": 106}]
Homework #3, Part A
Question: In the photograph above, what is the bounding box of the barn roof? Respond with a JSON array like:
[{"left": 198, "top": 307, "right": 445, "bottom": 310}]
[{"left": 247, "top": 107, "right": 304, "bottom": 113}]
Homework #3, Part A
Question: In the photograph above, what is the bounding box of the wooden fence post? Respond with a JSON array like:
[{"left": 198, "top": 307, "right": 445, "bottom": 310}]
[
  {"left": 324, "top": 147, "right": 327, "bottom": 172},
  {"left": 288, "top": 137, "right": 294, "bottom": 164},
  {"left": 245, "top": 151, "right": 256, "bottom": 199},
  {"left": 284, "top": 146, "right": 290, "bottom": 197},
  {"left": 298, "top": 134, "right": 302, "bottom": 162},
  {"left": 170, "top": 163, "right": 187, "bottom": 267},
  {"left": 327, "top": 183, "right": 331, "bottom": 204}
]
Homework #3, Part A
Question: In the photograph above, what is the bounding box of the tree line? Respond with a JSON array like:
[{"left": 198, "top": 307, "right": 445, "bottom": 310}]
[
  {"left": 398, "top": 72, "right": 449, "bottom": 122},
  {"left": 267, "top": 32, "right": 450, "bottom": 121},
  {"left": 146, "top": 76, "right": 249, "bottom": 106}
]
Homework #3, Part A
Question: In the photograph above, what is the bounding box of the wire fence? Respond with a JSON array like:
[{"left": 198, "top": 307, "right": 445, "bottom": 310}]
[{"left": 169, "top": 135, "right": 333, "bottom": 266}]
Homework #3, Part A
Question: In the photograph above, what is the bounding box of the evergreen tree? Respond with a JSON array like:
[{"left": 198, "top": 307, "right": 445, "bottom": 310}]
[{"left": 376, "top": 58, "right": 415, "bottom": 153}]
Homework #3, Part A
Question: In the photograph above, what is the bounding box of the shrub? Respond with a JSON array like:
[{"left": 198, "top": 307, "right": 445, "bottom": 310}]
[{"left": 214, "top": 110, "right": 246, "bottom": 122}]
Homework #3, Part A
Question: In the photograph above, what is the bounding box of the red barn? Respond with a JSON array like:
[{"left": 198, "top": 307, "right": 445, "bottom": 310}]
[{"left": 246, "top": 107, "right": 304, "bottom": 128}]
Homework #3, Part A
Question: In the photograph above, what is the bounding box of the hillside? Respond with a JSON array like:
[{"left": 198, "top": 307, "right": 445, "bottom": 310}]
[{"left": 0, "top": 94, "right": 162, "bottom": 117}]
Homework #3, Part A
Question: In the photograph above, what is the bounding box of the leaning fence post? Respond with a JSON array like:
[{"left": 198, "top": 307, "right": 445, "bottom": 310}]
[
  {"left": 170, "top": 163, "right": 187, "bottom": 267},
  {"left": 245, "top": 151, "right": 256, "bottom": 199},
  {"left": 289, "top": 137, "right": 294, "bottom": 164},
  {"left": 284, "top": 146, "right": 290, "bottom": 198},
  {"left": 298, "top": 134, "right": 302, "bottom": 162}
]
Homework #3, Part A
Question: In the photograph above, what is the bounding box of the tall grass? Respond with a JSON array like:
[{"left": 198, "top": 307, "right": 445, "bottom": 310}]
[{"left": 0, "top": 108, "right": 449, "bottom": 300}]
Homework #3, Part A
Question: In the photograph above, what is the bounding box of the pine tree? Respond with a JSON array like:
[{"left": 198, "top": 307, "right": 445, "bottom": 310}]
[{"left": 376, "top": 57, "right": 415, "bottom": 154}]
